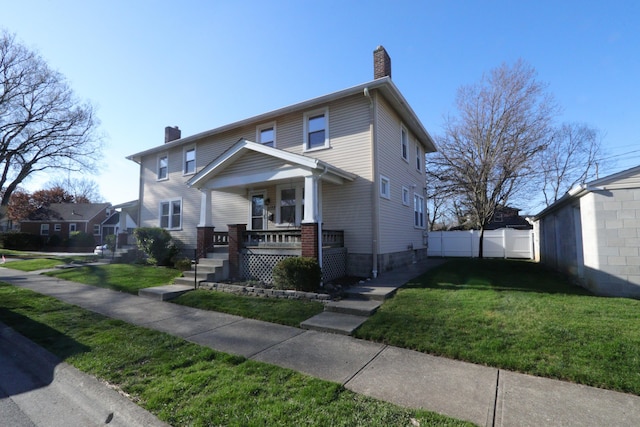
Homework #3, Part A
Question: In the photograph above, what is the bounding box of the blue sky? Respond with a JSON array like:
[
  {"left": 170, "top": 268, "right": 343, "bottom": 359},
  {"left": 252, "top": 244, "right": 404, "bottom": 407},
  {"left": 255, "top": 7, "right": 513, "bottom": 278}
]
[{"left": 3, "top": 1, "right": 639, "bottom": 212}]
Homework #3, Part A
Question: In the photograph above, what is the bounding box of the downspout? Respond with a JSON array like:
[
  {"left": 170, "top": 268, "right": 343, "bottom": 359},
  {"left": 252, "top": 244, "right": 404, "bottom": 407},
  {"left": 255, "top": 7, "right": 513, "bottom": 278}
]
[{"left": 364, "top": 87, "right": 379, "bottom": 278}]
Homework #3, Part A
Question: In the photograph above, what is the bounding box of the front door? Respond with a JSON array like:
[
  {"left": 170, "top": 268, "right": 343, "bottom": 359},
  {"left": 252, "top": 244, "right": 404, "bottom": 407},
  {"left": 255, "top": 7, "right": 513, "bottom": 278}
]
[{"left": 250, "top": 193, "right": 265, "bottom": 230}]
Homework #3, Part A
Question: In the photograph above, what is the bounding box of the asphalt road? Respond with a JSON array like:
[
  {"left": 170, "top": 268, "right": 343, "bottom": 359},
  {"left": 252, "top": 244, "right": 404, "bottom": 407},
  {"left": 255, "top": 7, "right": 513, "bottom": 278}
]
[{"left": 0, "top": 323, "right": 169, "bottom": 427}]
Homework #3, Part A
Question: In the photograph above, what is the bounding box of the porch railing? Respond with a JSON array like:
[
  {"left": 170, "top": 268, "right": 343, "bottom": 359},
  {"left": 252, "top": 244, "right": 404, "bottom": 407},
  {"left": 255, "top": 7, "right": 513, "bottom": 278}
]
[
  {"left": 242, "top": 229, "right": 344, "bottom": 248},
  {"left": 244, "top": 230, "right": 301, "bottom": 247}
]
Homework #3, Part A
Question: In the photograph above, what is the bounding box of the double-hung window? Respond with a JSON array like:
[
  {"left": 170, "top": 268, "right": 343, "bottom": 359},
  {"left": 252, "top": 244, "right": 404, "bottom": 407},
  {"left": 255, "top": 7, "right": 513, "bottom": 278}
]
[
  {"left": 158, "top": 155, "right": 168, "bottom": 180},
  {"left": 402, "top": 186, "right": 410, "bottom": 206},
  {"left": 184, "top": 147, "right": 195, "bottom": 175},
  {"left": 380, "top": 175, "right": 391, "bottom": 199},
  {"left": 276, "top": 184, "right": 305, "bottom": 225},
  {"left": 160, "top": 199, "right": 182, "bottom": 229},
  {"left": 401, "top": 125, "right": 408, "bottom": 161},
  {"left": 257, "top": 123, "right": 276, "bottom": 147},
  {"left": 416, "top": 145, "right": 422, "bottom": 171},
  {"left": 414, "top": 194, "right": 425, "bottom": 228},
  {"left": 304, "top": 108, "right": 329, "bottom": 150},
  {"left": 93, "top": 224, "right": 101, "bottom": 235},
  {"left": 40, "top": 224, "right": 49, "bottom": 236}
]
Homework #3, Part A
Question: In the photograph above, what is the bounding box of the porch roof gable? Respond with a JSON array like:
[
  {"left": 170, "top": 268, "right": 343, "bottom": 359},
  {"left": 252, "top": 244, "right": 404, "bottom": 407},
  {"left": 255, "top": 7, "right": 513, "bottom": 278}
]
[{"left": 187, "top": 139, "right": 356, "bottom": 189}]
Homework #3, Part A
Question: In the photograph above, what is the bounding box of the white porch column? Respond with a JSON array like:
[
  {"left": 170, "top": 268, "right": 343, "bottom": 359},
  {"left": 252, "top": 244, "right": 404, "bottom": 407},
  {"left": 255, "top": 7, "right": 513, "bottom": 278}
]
[
  {"left": 198, "top": 189, "right": 213, "bottom": 227},
  {"left": 302, "top": 174, "right": 319, "bottom": 223},
  {"left": 302, "top": 174, "right": 323, "bottom": 269}
]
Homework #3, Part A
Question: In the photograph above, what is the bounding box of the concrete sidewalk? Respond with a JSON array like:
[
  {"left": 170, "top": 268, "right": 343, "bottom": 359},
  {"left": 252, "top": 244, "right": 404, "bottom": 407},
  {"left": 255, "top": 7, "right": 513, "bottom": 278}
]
[{"left": 0, "top": 263, "right": 639, "bottom": 426}]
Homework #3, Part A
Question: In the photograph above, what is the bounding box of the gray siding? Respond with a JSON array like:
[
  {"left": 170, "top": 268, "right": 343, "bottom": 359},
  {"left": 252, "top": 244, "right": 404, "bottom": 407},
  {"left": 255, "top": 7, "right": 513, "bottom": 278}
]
[{"left": 375, "top": 96, "right": 428, "bottom": 256}]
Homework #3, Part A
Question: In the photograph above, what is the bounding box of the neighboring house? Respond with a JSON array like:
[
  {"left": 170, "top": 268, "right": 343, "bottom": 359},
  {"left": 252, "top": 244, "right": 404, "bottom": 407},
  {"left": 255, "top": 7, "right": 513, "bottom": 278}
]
[
  {"left": 533, "top": 165, "right": 640, "bottom": 297},
  {"left": 484, "top": 206, "right": 533, "bottom": 230},
  {"left": 20, "top": 203, "right": 112, "bottom": 243},
  {"left": 127, "top": 47, "right": 437, "bottom": 282},
  {"left": 101, "top": 200, "right": 139, "bottom": 246}
]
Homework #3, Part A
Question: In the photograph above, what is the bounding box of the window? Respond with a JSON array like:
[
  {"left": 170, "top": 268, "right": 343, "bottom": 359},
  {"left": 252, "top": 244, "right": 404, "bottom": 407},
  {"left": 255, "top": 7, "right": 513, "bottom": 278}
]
[
  {"left": 401, "top": 125, "right": 408, "bottom": 161},
  {"left": 402, "top": 186, "right": 410, "bottom": 206},
  {"left": 93, "top": 224, "right": 101, "bottom": 235},
  {"left": 158, "top": 155, "right": 168, "bottom": 180},
  {"left": 257, "top": 123, "right": 276, "bottom": 147},
  {"left": 40, "top": 224, "right": 49, "bottom": 235},
  {"left": 54, "top": 224, "right": 61, "bottom": 232},
  {"left": 414, "top": 194, "right": 425, "bottom": 228},
  {"left": 184, "top": 147, "right": 195, "bottom": 174},
  {"left": 494, "top": 212, "right": 504, "bottom": 222},
  {"left": 304, "top": 108, "right": 329, "bottom": 150},
  {"left": 276, "top": 184, "right": 305, "bottom": 225},
  {"left": 69, "top": 223, "right": 77, "bottom": 233},
  {"left": 160, "top": 199, "right": 182, "bottom": 229},
  {"left": 416, "top": 145, "right": 422, "bottom": 171},
  {"left": 380, "top": 175, "right": 390, "bottom": 199}
]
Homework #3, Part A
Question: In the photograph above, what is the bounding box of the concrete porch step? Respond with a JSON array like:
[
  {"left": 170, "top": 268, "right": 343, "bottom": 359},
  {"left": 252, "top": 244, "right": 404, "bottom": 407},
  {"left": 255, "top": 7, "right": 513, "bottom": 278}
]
[
  {"left": 343, "top": 284, "right": 398, "bottom": 301},
  {"left": 139, "top": 284, "right": 193, "bottom": 301},
  {"left": 324, "top": 298, "right": 382, "bottom": 317},
  {"left": 300, "top": 311, "right": 369, "bottom": 336}
]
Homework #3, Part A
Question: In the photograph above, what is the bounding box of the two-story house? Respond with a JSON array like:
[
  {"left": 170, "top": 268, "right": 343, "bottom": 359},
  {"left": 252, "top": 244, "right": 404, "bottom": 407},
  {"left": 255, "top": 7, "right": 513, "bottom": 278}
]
[{"left": 127, "top": 47, "right": 437, "bottom": 282}]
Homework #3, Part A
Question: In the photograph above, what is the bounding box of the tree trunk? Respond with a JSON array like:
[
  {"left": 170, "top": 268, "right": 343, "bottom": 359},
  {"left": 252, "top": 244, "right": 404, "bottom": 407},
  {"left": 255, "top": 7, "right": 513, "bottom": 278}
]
[{"left": 478, "top": 226, "right": 485, "bottom": 259}]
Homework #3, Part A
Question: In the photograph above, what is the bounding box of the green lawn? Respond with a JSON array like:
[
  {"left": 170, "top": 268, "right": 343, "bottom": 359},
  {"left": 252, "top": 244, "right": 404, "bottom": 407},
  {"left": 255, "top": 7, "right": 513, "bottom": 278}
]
[
  {"left": 172, "top": 289, "right": 324, "bottom": 327},
  {"left": 0, "top": 284, "right": 471, "bottom": 427},
  {"left": 354, "top": 258, "right": 640, "bottom": 395},
  {"left": 43, "top": 264, "right": 182, "bottom": 294}
]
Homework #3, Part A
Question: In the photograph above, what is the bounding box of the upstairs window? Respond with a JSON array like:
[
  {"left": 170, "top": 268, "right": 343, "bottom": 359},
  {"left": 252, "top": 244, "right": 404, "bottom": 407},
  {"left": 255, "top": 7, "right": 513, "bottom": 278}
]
[
  {"left": 184, "top": 147, "right": 195, "bottom": 175},
  {"left": 304, "top": 108, "right": 329, "bottom": 150},
  {"left": 401, "top": 126, "right": 408, "bottom": 161},
  {"left": 257, "top": 123, "right": 276, "bottom": 147},
  {"left": 158, "top": 155, "right": 168, "bottom": 180},
  {"left": 416, "top": 145, "right": 422, "bottom": 171},
  {"left": 160, "top": 199, "right": 182, "bottom": 229}
]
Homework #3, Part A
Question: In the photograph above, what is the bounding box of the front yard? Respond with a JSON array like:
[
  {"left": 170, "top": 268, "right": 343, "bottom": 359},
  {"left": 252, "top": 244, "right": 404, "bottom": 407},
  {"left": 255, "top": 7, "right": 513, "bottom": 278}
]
[{"left": 355, "top": 258, "right": 640, "bottom": 396}]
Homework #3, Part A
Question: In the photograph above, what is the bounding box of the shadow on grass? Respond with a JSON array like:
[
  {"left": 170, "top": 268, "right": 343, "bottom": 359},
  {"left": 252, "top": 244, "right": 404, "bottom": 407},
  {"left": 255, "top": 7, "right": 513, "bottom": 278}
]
[
  {"left": 0, "top": 310, "right": 90, "bottom": 396},
  {"left": 404, "top": 258, "right": 593, "bottom": 296}
]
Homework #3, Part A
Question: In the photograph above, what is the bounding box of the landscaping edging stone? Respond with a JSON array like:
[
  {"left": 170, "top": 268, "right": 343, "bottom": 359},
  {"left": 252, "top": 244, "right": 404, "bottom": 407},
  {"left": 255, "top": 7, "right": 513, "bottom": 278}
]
[{"left": 198, "top": 282, "right": 332, "bottom": 302}]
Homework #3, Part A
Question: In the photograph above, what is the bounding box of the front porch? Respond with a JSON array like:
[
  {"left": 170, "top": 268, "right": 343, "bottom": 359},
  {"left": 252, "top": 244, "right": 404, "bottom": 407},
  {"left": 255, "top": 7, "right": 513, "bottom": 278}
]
[{"left": 197, "top": 226, "right": 347, "bottom": 284}]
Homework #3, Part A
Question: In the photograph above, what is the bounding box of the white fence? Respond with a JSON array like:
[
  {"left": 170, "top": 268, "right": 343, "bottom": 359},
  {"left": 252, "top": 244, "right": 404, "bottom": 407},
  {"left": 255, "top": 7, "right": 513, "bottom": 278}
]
[{"left": 428, "top": 229, "right": 534, "bottom": 259}]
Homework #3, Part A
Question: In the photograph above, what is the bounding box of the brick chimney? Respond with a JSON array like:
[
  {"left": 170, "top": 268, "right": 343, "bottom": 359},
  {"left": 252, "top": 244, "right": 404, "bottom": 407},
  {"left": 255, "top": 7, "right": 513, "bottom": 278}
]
[
  {"left": 373, "top": 46, "right": 391, "bottom": 80},
  {"left": 164, "top": 126, "right": 181, "bottom": 143}
]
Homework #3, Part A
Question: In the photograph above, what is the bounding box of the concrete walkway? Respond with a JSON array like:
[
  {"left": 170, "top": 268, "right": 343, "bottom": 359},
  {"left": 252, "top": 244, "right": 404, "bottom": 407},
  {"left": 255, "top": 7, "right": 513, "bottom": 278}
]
[{"left": 0, "top": 262, "right": 639, "bottom": 426}]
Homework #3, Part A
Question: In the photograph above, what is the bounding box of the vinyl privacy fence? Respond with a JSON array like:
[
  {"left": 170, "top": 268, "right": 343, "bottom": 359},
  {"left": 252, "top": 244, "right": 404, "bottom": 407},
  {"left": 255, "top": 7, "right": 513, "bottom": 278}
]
[{"left": 428, "top": 229, "right": 534, "bottom": 259}]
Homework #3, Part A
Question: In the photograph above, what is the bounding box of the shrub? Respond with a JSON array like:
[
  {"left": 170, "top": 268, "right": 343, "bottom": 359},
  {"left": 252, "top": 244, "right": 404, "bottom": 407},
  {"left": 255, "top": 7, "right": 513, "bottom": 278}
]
[
  {"left": 272, "top": 257, "right": 321, "bottom": 292},
  {"left": 68, "top": 231, "right": 95, "bottom": 248},
  {"left": 46, "top": 234, "right": 63, "bottom": 248},
  {"left": 104, "top": 234, "right": 117, "bottom": 253},
  {"left": 0, "top": 232, "right": 43, "bottom": 250},
  {"left": 134, "top": 227, "right": 180, "bottom": 266},
  {"left": 174, "top": 257, "right": 193, "bottom": 271}
]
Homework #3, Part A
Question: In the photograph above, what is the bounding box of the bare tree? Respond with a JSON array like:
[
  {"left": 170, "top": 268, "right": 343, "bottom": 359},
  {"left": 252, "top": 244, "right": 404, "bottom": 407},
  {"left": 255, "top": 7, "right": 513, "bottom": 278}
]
[
  {"left": 434, "top": 59, "right": 557, "bottom": 257},
  {"left": 426, "top": 153, "right": 458, "bottom": 230},
  {"left": 0, "top": 31, "right": 102, "bottom": 215},
  {"left": 540, "top": 122, "right": 604, "bottom": 206},
  {"left": 47, "top": 177, "right": 104, "bottom": 203}
]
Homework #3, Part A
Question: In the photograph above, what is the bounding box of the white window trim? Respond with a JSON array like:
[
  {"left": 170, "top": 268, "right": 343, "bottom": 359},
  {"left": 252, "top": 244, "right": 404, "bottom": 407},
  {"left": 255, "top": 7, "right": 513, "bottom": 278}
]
[
  {"left": 303, "top": 107, "right": 330, "bottom": 152},
  {"left": 401, "top": 124, "right": 409, "bottom": 162},
  {"left": 159, "top": 198, "right": 183, "bottom": 230},
  {"left": 414, "top": 193, "right": 425, "bottom": 229},
  {"left": 256, "top": 122, "right": 276, "bottom": 147},
  {"left": 69, "top": 223, "right": 77, "bottom": 233},
  {"left": 40, "top": 224, "right": 49, "bottom": 236},
  {"left": 93, "top": 224, "right": 101, "bottom": 235},
  {"left": 183, "top": 146, "right": 196, "bottom": 175},
  {"left": 275, "top": 183, "right": 304, "bottom": 226},
  {"left": 380, "top": 175, "right": 391, "bottom": 200},
  {"left": 402, "top": 186, "right": 410, "bottom": 206},
  {"left": 416, "top": 145, "right": 422, "bottom": 171},
  {"left": 157, "top": 153, "right": 168, "bottom": 181},
  {"left": 54, "top": 223, "right": 61, "bottom": 232}
]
